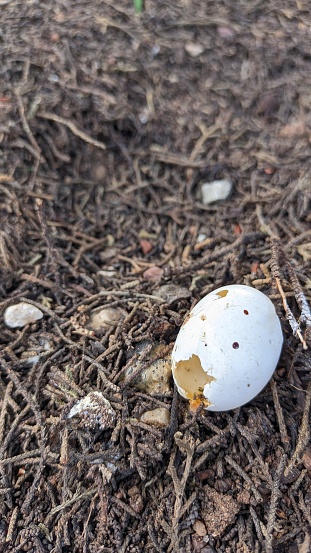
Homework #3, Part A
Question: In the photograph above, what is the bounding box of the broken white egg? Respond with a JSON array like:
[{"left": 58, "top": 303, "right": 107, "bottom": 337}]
[{"left": 172, "top": 285, "right": 283, "bottom": 411}]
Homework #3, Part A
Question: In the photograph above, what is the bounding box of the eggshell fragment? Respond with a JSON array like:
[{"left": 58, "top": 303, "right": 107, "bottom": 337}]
[
  {"left": 172, "top": 285, "right": 283, "bottom": 411},
  {"left": 66, "top": 391, "right": 116, "bottom": 429}
]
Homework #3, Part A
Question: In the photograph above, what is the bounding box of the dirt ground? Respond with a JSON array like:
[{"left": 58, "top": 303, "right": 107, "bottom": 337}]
[{"left": 0, "top": 1, "right": 311, "bottom": 552}]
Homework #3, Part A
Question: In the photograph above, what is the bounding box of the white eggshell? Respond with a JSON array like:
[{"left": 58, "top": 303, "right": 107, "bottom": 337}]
[{"left": 172, "top": 285, "right": 283, "bottom": 411}]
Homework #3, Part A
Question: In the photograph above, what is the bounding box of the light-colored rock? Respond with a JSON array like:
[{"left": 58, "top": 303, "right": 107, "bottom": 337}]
[
  {"left": 66, "top": 391, "right": 116, "bottom": 430},
  {"left": 154, "top": 284, "right": 191, "bottom": 305},
  {"left": 185, "top": 42, "right": 205, "bottom": 57},
  {"left": 139, "top": 108, "right": 150, "bottom": 125},
  {"left": 88, "top": 307, "right": 125, "bottom": 331},
  {"left": 193, "top": 520, "right": 207, "bottom": 537},
  {"left": 124, "top": 342, "right": 172, "bottom": 394},
  {"left": 4, "top": 302, "right": 44, "bottom": 328},
  {"left": 201, "top": 179, "right": 233, "bottom": 205},
  {"left": 197, "top": 233, "right": 207, "bottom": 243},
  {"left": 140, "top": 407, "right": 170, "bottom": 427},
  {"left": 126, "top": 357, "right": 172, "bottom": 394},
  {"left": 97, "top": 268, "right": 117, "bottom": 279}
]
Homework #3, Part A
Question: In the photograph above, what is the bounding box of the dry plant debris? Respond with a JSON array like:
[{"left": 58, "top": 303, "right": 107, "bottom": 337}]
[{"left": 0, "top": 1, "right": 311, "bottom": 552}]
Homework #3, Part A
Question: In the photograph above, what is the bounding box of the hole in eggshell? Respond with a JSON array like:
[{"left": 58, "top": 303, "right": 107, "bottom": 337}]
[
  {"left": 232, "top": 342, "right": 239, "bottom": 349},
  {"left": 216, "top": 289, "right": 228, "bottom": 298},
  {"left": 174, "top": 354, "right": 215, "bottom": 404}
]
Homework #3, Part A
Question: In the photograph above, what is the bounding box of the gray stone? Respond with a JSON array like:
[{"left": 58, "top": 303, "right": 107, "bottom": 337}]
[
  {"left": 88, "top": 307, "right": 125, "bottom": 331},
  {"left": 201, "top": 179, "right": 233, "bottom": 205},
  {"left": 4, "top": 302, "right": 43, "bottom": 328}
]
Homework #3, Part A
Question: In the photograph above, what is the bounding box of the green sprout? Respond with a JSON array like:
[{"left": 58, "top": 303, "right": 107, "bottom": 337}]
[{"left": 133, "top": 0, "right": 144, "bottom": 13}]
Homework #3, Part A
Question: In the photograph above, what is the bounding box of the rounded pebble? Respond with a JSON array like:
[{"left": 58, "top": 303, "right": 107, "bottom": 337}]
[
  {"left": 88, "top": 307, "right": 125, "bottom": 331},
  {"left": 140, "top": 407, "right": 170, "bottom": 427},
  {"left": 201, "top": 179, "right": 233, "bottom": 205},
  {"left": 193, "top": 520, "right": 207, "bottom": 537},
  {"left": 4, "top": 302, "right": 44, "bottom": 329}
]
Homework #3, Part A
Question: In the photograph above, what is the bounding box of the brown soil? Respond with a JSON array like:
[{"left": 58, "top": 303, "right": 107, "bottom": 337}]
[{"left": 0, "top": 1, "right": 311, "bottom": 552}]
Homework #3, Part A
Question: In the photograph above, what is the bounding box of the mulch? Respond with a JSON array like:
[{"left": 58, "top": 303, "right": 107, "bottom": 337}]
[{"left": 0, "top": 1, "right": 310, "bottom": 552}]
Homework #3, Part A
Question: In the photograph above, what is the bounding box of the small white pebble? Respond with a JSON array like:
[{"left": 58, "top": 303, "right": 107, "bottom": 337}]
[
  {"left": 201, "top": 179, "right": 233, "bottom": 205},
  {"left": 4, "top": 302, "right": 43, "bottom": 329},
  {"left": 88, "top": 307, "right": 125, "bottom": 331},
  {"left": 140, "top": 407, "right": 170, "bottom": 427},
  {"left": 197, "top": 233, "right": 207, "bottom": 243},
  {"left": 139, "top": 108, "right": 150, "bottom": 124},
  {"left": 152, "top": 44, "right": 160, "bottom": 57},
  {"left": 185, "top": 42, "right": 205, "bottom": 57}
]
